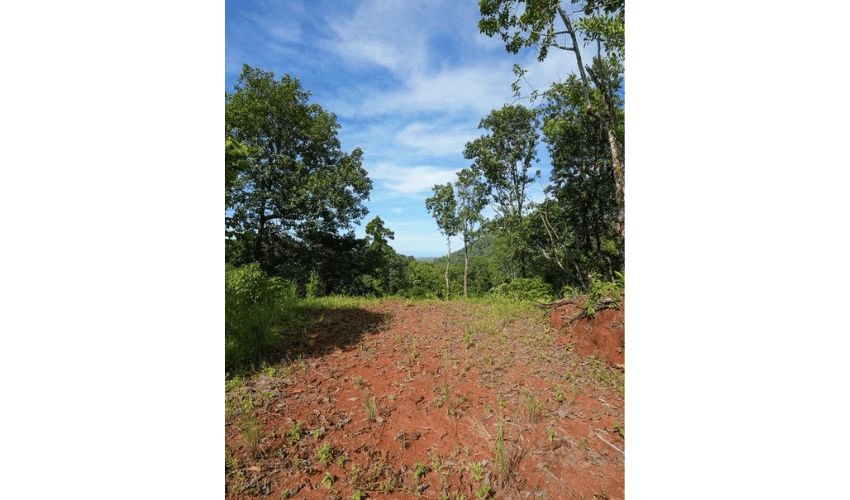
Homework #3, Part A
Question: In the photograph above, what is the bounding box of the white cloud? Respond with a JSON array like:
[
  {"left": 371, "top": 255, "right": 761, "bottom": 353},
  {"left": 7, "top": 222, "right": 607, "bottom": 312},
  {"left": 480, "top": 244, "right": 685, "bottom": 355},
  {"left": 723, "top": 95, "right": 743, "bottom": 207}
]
[
  {"left": 390, "top": 207, "right": 404, "bottom": 214},
  {"left": 367, "top": 162, "right": 459, "bottom": 195},
  {"left": 396, "top": 120, "right": 481, "bottom": 157}
]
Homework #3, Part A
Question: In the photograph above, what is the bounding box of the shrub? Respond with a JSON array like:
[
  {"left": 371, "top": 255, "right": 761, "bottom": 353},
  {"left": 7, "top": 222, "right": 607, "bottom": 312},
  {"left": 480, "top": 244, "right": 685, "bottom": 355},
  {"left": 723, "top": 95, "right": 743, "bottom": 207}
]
[
  {"left": 490, "top": 277, "right": 554, "bottom": 303},
  {"left": 306, "top": 270, "right": 325, "bottom": 299},
  {"left": 225, "top": 263, "right": 296, "bottom": 370},
  {"left": 580, "top": 271, "right": 625, "bottom": 317}
]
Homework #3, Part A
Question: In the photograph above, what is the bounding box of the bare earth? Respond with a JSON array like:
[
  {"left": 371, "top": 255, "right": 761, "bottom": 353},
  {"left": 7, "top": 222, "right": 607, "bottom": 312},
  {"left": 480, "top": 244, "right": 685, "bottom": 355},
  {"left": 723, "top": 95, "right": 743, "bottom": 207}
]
[{"left": 225, "top": 298, "right": 625, "bottom": 499}]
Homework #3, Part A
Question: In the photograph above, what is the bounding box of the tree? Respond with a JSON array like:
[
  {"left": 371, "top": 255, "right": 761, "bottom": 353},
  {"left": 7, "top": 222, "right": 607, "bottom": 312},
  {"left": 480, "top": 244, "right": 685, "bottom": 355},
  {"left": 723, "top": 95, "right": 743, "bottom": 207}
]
[
  {"left": 225, "top": 64, "right": 372, "bottom": 270},
  {"left": 455, "top": 168, "right": 487, "bottom": 299},
  {"left": 425, "top": 183, "right": 460, "bottom": 299},
  {"left": 478, "top": 0, "right": 625, "bottom": 245},
  {"left": 463, "top": 104, "right": 540, "bottom": 277},
  {"left": 225, "top": 137, "right": 249, "bottom": 208},
  {"left": 531, "top": 76, "right": 621, "bottom": 289},
  {"left": 364, "top": 216, "right": 396, "bottom": 295}
]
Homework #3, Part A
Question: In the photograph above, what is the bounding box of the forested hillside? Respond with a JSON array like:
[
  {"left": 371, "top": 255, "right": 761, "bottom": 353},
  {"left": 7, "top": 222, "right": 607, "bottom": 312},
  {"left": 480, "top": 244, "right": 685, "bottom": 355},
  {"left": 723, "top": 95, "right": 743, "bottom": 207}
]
[{"left": 226, "top": 0, "right": 624, "bottom": 303}]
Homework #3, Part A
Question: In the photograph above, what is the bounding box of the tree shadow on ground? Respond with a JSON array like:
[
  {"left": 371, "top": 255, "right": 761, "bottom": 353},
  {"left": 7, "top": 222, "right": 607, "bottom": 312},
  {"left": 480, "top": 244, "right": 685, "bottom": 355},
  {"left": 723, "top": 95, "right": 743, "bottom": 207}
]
[{"left": 270, "top": 305, "right": 392, "bottom": 361}]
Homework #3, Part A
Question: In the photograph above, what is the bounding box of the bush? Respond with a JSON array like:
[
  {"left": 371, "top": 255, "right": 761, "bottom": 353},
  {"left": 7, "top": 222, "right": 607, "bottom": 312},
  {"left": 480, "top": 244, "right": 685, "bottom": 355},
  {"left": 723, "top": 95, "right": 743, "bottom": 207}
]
[
  {"left": 306, "top": 270, "right": 325, "bottom": 299},
  {"left": 490, "top": 277, "right": 554, "bottom": 304},
  {"left": 581, "top": 271, "right": 624, "bottom": 317},
  {"left": 225, "top": 263, "right": 296, "bottom": 370}
]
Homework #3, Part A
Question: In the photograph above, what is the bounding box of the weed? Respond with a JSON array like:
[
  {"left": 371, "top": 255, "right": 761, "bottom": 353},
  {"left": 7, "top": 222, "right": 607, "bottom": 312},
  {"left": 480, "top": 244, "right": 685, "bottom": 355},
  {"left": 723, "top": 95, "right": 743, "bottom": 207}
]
[
  {"left": 311, "top": 427, "right": 323, "bottom": 439},
  {"left": 348, "top": 463, "right": 364, "bottom": 488},
  {"left": 317, "top": 442, "right": 333, "bottom": 467},
  {"left": 337, "top": 454, "right": 347, "bottom": 468},
  {"left": 612, "top": 422, "right": 625, "bottom": 438},
  {"left": 462, "top": 329, "right": 474, "bottom": 348},
  {"left": 548, "top": 428, "right": 556, "bottom": 442},
  {"left": 523, "top": 390, "right": 545, "bottom": 421},
  {"left": 353, "top": 376, "right": 365, "bottom": 390},
  {"left": 280, "top": 489, "right": 290, "bottom": 499},
  {"left": 554, "top": 385, "right": 565, "bottom": 403},
  {"left": 225, "top": 375, "right": 243, "bottom": 393},
  {"left": 322, "top": 471, "right": 334, "bottom": 489},
  {"left": 476, "top": 483, "right": 492, "bottom": 500},
  {"left": 378, "top": 474, "right": 399, "bottom": 493},
  {"left": 413, "top": 462, "right": 429, "bottom": 479},
  {"left": 494, "top": 417, "right": 506, "bottom": 479},
  {"left": 239, "top": 396, "right": 262, "bottom": 454},
  {"left": 352, "top": 490, "right": 366, "bottom": 500},
  {"left": 470, "top": 461, "right": 485, "bottom": 482},
  {"left": 365, "top": 395, "right": 378, "bottom": 422},
  {"left": 225, "top": 452, "right": 238, "bottom": 472},
  {"left": 430, "top": 453, "right": 443, "bottom": 474},
  {"left": 497, "top": 397, "right": 506, "bottom": 409},
  {"left": 288, "top": 422, "right": 302, "bottom": 444}
]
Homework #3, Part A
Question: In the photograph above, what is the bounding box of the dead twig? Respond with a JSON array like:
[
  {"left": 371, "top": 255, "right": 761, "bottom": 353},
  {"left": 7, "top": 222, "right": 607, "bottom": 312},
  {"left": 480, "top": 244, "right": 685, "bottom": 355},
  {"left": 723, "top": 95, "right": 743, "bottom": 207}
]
[{"left": 593, "top": 430, "right": 624, "bottom": 456}]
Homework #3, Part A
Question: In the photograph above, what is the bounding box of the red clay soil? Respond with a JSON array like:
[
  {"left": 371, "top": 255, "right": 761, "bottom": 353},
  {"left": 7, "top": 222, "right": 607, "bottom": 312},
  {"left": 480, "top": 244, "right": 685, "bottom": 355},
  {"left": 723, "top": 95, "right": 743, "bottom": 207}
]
[
  {"left": 549, "top": 298, "right": 625, "bottom": 367},
  {"left": 226, "top": 299, "right": 625, "bottom": 500}
]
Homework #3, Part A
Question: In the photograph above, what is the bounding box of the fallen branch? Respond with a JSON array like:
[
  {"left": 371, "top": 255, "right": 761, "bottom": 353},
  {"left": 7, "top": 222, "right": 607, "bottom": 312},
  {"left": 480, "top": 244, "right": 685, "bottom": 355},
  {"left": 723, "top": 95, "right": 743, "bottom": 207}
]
[
  {"left": 535, "top": 296, "right": 621, "bottom": 320},
  {"left": 594, "top": 430, "right": 625, "bottom": 456}
]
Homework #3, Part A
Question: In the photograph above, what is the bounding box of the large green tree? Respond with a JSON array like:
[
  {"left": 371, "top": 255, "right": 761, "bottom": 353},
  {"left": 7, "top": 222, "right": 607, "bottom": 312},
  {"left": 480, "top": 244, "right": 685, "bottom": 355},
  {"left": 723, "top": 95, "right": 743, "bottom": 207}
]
[
  {"left": 364, "top": 216, "right": 396, "bottom": 295},
  {"left": 426, "top": 183, "right": 460, "bottom": 299},
  {"left": 463, "top": 104, "right": 540, "bottom": 278},
  {"left": 225, "top": 64, "right": 372, "bottom": 270},
  {"left": 532, "top": 76, "right": 621, "bottom": 289},
  {"left": 478, "top": 0, "right": 625, "bottom": 243}
]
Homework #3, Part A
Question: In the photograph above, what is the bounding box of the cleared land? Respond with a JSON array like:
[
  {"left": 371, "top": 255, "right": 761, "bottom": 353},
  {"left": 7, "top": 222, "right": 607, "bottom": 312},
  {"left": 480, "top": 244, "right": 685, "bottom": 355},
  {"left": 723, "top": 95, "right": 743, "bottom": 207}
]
[{"left": 225, "top": 298, "right": 625, "bottom": 499}]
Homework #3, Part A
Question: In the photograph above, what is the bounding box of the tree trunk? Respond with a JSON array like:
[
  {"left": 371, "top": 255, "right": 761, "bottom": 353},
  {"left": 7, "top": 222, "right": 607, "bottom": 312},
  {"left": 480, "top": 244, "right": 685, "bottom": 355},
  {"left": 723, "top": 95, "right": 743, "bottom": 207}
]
[
  {"left": 444, "top": 236, "right": 451, "bottom": 300},
  {"left": 559, "top": 5, "right": 625, "bottom": 248},
  {"left": 253, "top": 199, "right": 267, "bottom": 264},
  {"left": 463, "top": 246, "right": 469, "bottom": 300}
]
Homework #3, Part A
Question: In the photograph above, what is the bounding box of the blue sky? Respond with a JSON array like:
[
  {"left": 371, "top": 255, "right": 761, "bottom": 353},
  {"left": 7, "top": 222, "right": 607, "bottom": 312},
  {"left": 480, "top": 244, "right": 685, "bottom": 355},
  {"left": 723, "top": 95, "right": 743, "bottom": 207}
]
[{"left": 225, "top": 0, "right": 583, "bottom": 258}]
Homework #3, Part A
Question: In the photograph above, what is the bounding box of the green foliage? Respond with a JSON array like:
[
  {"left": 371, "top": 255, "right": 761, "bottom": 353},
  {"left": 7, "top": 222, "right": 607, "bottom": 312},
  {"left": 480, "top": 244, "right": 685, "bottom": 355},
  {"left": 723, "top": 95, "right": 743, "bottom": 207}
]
[
  {"left": 317, "top": 442, "right": 333, "bottom": 467},
  {"left": 463, "top": 104, "right": 540, "bottom": 278},
  {"left": 225, "top": 262, "right": 297, "bottom": 370},
  {"left": 476, "top": 483, "right": 492, "bottom": 500},
  {"left": 426, "top": 183, "right": 461, "bottom": 299},
  {"left": 404, "top": 259, "right": 443, "bottom": 299},
  {"left": 413, "top": 462, "right": 429, "bottom": 479},
  {"left": 581, "top": 272, "right": 624, "bottom": 317},
  {"left": 226, "top": 64, "right": 372, "bottom": 268},
  {"left": 225, "top": 137, "right": 250, "bottom": 209},
  {"left": 306, "top": 270, "right": 325, "bottom": 299},
  {"left": 288, "top": 422, "right": 303, "bottom": 444},
  {"left": 491, "top": 277, "right": 553, "bottom": 303},
  {"left": 239, "top": 395, "right": 261, "bottom": 454}
]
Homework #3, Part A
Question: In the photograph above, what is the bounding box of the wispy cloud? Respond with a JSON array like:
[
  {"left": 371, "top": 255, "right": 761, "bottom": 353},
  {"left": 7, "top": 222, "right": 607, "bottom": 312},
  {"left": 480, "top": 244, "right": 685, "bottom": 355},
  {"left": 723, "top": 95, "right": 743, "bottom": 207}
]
[{"left": 368, "top": 162, "right": 460, "bottom": 195}]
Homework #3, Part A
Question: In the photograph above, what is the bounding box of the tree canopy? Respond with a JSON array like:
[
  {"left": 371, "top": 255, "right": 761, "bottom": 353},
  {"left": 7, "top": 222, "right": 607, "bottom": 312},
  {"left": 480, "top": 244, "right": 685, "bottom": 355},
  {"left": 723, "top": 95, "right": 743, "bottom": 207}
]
[{"left": 226, "top": 64, "right": 372, "bottom": 268}]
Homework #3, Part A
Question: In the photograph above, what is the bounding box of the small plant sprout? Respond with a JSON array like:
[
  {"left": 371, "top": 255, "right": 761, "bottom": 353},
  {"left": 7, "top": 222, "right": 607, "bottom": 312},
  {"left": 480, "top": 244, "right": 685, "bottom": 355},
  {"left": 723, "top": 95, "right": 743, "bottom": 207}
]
[
  {"left": 365, "top": 395, "right": 378, "bottom": 422},
  {"left": 462, "top": 329, "right": 474, "bottom": 347},
  {"left": 288, "top": 422, "right": 302, "bottom": 444},
  {"left": 413, "top": 462, "right": 429, "bottom": 479},
  {"left": 548, "top": 428, "right": 556, "bottom": 442},
  {"left": 318, "top": 442, "right": 333, "bottom": 466},
  {"left": 476, "top": 483, "right": 492, "bottom": 500},
  {"left": 470, "top": 461, "right": 485, "bottom": 482},
  {"left": 322, "top": 471, "right": 334, "bottom": 489},
  {"left": 352, "top": 490, "right": 366, "bottom": 500}
]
